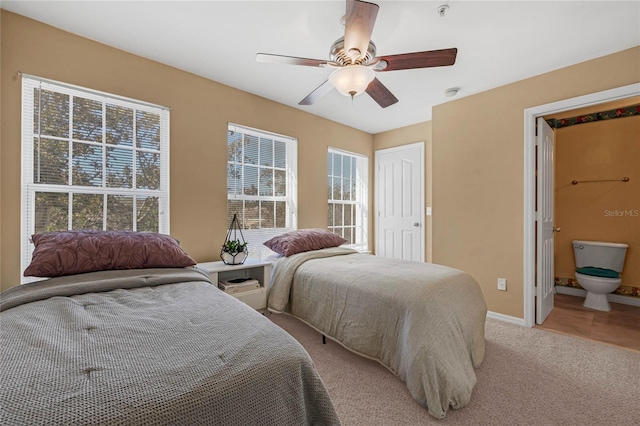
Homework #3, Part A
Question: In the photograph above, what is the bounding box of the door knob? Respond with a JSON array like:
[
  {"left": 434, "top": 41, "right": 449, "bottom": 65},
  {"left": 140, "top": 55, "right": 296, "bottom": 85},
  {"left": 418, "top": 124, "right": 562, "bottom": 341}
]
[
  {"left": 414, "top": 222, "right": 420, "bottom": 227},
  {"left": 553, "top": 227, "right": 561, "bottom": 232}
]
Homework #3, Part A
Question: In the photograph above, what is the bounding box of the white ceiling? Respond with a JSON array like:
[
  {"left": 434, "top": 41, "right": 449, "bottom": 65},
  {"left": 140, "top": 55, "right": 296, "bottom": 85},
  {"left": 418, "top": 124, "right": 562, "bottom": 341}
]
[{"left": 3, "top": 1, "right": 639, "bottom": 134}]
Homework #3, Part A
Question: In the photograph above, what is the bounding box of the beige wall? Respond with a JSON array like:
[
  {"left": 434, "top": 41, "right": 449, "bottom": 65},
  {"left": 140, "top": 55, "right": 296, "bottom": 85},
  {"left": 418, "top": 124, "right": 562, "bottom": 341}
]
[
  {"left": 0, "top": 11, "right": 373, "bottom": 291},
  {"left": 2, "top": 11, "right": 639, "bottom": 319},
  {"left": 555, "top": 115, "right": 639, "bottom": 289},
  {"left": 372, "top": 121, "right": 433, "bottom": 262},
  {"left": 373, "top": 48, "right": 640, "bottom": 318},
  {"left": 431, "top": 47, "right": 640, "bottom": 318}
]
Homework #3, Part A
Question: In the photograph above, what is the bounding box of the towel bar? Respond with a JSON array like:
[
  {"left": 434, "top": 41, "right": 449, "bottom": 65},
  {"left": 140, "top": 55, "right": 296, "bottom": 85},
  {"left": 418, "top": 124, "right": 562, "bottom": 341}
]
[{"left": 571, "top": 177, "right": 629, "bottom": 185}]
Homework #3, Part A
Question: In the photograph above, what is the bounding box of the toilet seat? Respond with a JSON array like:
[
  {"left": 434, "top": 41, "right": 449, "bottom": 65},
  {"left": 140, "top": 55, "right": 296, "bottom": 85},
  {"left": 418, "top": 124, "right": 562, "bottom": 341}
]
[
  {"left": 575, "top": 266, "right": 620, "bottom": 279},
  {"left": 574, "top": 272, "right": 621, "bottom": 286}
]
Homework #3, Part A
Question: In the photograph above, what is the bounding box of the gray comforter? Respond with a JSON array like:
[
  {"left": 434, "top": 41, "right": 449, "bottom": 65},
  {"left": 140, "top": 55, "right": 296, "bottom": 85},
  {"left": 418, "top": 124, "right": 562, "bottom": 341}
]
[
  {"left": 268, "top": 248, "right": 487, "bottom": 419},
  {"left": 0, "top": 268, "right": 340, "bottom": 426}
]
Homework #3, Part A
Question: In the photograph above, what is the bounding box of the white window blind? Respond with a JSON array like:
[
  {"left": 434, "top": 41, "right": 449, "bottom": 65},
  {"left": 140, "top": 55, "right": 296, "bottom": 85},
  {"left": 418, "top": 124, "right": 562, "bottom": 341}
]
[
  {"left": 21, "top": 75, "right": 170, "bottom": 282},
  {"left": 227, "top": 123, "right": 297, "bottom": 259},
  {"left": 328, "top": 147, "right": 368, "bottom": 251}
]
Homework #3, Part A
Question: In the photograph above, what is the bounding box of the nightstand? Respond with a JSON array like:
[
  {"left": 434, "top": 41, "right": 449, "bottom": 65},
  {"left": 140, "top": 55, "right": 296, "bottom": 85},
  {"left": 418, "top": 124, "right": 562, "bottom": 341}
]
[{"left": 196, "top": 259, "right": 271, "bottom": 312}]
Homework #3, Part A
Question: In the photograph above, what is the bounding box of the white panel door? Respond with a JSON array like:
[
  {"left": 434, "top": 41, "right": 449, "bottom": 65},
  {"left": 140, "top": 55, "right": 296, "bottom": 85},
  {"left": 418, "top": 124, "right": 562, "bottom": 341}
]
[
  {"left": 536, "top": 118, "right": 555, "bottom": 324},
  {"left": 375, "top": 143, "right": 424, "bottom": 262}
]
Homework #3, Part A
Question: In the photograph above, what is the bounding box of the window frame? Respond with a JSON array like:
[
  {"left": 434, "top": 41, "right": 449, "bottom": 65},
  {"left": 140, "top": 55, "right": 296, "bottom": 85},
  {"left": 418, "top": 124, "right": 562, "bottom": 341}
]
[
  {"left": 227, "top": 123, "right": 297, "bottom": 258},
  {"left": 21, "top": 75, "right": 170, "bottom": 282},
  {"left": 327, "top": 147, "right": 368, "bottom": 251}
]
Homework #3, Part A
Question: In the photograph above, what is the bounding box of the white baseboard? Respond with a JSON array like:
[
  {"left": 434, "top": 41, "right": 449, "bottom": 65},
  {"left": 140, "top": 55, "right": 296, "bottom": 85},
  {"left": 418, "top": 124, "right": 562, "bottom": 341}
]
[
  {"left": 555, "top": 286, "right": 640, "bottom": 307},
  {"left": 487, "top": 290, "right": 639, "bottom": 328},
  {"left": 487, "top": 311, "right": 526, "bottom": 327}
]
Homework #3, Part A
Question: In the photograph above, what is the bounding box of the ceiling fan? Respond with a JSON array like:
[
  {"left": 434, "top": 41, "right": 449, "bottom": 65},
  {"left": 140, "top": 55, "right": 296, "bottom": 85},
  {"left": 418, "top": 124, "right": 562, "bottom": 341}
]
[{"left": 256, "top": 0, "right": 458, "bottom": 108}]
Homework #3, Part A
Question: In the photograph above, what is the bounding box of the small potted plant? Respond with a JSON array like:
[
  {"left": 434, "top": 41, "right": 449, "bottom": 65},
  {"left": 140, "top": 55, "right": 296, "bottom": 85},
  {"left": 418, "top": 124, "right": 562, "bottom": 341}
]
[
  {"left": 221, "top": 213, "right": 248, "bottom": 265},
  {"left": 221, "top": 239, "right": 248, "bottom": 265}
]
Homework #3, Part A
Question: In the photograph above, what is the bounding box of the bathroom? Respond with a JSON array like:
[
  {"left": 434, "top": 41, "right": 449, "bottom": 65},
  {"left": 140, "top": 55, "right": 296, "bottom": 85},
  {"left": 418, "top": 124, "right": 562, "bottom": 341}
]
[{"left": 551, "top": 97, "right": 639, "bottom": 312}]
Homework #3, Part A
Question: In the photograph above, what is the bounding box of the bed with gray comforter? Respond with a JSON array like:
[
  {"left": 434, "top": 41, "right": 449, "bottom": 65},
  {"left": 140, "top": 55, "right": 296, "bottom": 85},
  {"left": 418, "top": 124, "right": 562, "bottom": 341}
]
[
  {"left": 0, "top": 268, "right": 340, "bottom": 426},
  {"left": 268, "top": 247, "right": 487, "bottom": 419}
]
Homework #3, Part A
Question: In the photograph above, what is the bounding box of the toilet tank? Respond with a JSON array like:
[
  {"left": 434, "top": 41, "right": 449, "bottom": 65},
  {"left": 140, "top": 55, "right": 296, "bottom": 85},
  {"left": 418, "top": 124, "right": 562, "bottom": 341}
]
[{"left": 572, "top": 240, "right": 628, "bottom": 273}]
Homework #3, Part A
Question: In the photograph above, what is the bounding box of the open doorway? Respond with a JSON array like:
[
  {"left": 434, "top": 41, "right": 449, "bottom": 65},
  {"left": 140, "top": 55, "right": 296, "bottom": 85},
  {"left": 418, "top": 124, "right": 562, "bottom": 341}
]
[{"left": 523, "top": 83, "right": 640, "bottom": 328}]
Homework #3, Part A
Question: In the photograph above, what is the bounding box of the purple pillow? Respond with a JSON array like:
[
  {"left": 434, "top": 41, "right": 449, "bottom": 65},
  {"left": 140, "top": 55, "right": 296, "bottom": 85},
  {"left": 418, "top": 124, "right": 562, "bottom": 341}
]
[
  {"left": 24, "top": 230, "right": 196, "bottom": 277},
  {"left": 264, "top": 229, "right": 347, "bottom": 257}
]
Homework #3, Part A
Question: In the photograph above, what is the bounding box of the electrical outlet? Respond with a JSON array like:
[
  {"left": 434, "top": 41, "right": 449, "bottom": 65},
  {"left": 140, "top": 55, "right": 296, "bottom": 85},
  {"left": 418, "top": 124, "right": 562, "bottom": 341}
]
[{"left": 497, "top": 278, "right": 507, "bottom": 291}]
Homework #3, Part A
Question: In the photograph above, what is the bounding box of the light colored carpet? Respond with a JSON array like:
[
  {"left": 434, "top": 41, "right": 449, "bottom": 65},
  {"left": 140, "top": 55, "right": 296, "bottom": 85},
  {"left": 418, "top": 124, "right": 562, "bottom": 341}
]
[{"left": 269, "top": 313, "right": 640, "bottom": 425}]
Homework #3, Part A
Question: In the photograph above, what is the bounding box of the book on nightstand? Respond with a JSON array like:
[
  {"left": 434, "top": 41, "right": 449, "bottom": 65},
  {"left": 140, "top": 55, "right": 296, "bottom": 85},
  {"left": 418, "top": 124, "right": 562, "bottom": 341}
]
[{"left": 218, "top": 277, "right": 261, "bottom": 294}]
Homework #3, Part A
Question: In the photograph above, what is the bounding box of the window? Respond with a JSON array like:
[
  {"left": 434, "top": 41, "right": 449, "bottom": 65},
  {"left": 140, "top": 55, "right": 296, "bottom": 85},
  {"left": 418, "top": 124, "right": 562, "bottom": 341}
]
[
  {"left": 227, "top": 124, "right": 297, "bottom": 258},
  {"left": 327, "top": 148, "right": 368, "bottom": 250},
  {"left": 21, "top": 75, "right": 169, "bottom": 281}
]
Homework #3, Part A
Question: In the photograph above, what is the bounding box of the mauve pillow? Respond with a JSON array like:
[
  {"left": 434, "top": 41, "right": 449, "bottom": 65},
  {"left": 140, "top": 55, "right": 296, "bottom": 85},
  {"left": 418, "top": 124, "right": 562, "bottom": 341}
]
[
  {"left": 264, "top": 228, "right": 347, "bottom": 257},
  {"left": 24, "top": 230, "right": 196, "bottom": 277}
]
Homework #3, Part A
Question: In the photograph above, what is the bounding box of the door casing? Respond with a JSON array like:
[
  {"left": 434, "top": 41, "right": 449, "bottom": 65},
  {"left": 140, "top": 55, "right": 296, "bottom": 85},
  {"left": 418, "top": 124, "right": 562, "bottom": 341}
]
[{"left": 523, "top": 83, "right": 640, "bottom": 328}]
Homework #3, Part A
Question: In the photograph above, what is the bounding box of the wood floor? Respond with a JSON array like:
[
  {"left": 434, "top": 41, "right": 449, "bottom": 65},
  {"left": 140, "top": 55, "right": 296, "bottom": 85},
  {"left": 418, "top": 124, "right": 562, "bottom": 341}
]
[{"left": 536, "top": 293, "right": 640, "bottom": 352}]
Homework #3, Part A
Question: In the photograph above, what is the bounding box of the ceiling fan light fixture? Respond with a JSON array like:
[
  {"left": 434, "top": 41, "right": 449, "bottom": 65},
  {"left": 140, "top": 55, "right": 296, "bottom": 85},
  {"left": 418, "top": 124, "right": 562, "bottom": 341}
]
[
  {"left": 257, "top": 0, "right": 459, "bottom": 108},
  {"left": 329, "top": 65, "right": 375, "bottom": 99}
]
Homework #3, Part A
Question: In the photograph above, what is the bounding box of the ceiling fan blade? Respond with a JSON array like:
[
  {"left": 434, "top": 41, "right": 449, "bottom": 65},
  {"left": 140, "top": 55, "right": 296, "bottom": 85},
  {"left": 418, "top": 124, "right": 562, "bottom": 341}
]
[
  {"left": 344, "top": 0, "right": 379, "bottom": 62},
  {"left": 257, "top": 53, "right": 328, "bottom": 68},
  {"left": 299, "top": 80, "right": 335, "bottom": 106},
  {"left": 365, "top": 78, "right": 398, "bottom": 108},
  {"left": 375, "top": 48, "right": 458, "bottom": 72}
]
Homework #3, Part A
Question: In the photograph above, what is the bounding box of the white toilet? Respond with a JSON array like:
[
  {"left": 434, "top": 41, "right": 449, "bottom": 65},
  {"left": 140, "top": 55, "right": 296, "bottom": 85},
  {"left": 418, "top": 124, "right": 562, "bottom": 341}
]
[{"left": 572, "top": 240, "right": 628, "bottom": 311}]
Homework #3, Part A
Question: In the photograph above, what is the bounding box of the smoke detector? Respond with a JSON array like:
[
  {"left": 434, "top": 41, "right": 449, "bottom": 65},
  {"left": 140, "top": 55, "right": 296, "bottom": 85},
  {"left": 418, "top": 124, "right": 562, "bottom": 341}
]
[{"left": 444, "top": 87, "right": 459, "bottom": 97}]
